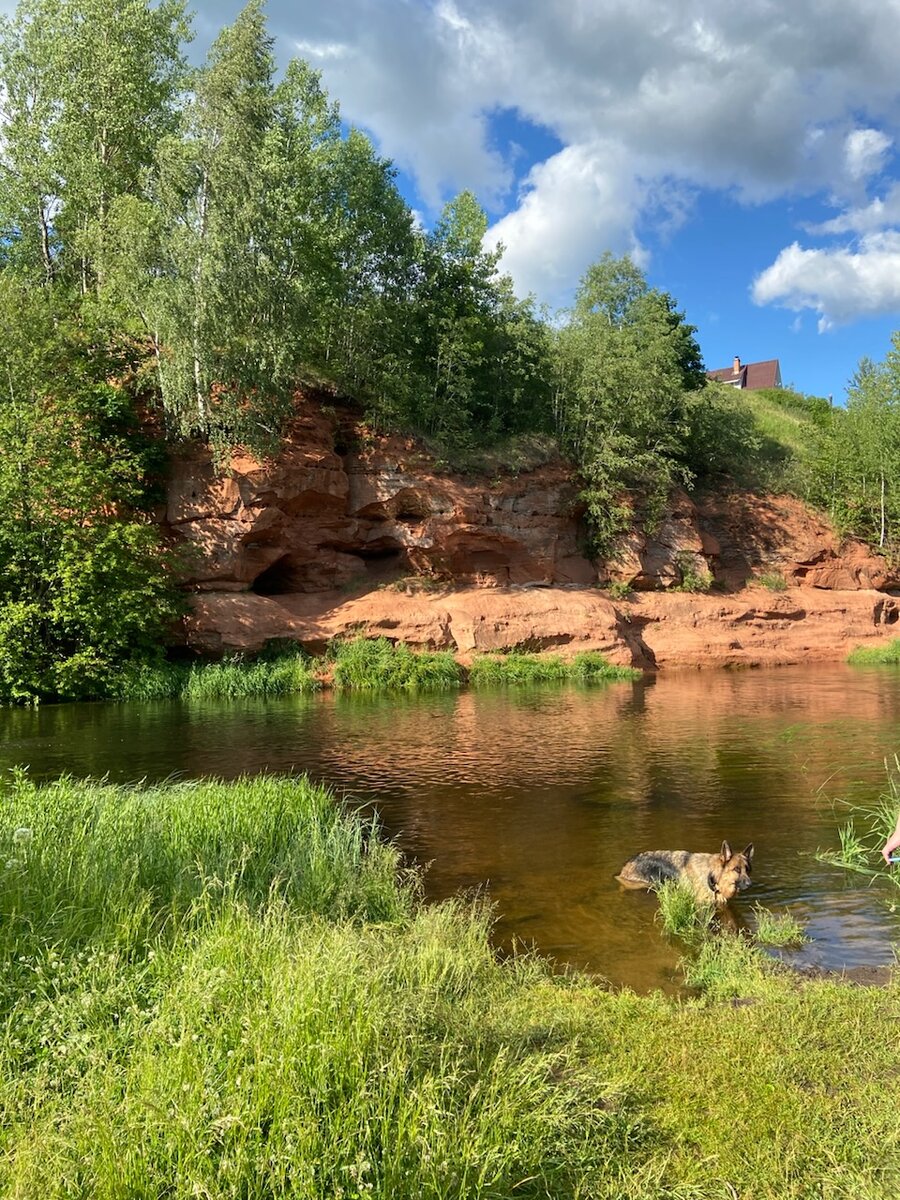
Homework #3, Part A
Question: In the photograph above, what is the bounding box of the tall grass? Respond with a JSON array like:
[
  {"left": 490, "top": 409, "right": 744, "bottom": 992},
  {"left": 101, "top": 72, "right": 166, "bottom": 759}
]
[
  {"left": 103, "top": 640, "right": 642, "bottom": 704},
  {"left": 653, "top": 880, "right": 715, "bottom": 941},
  {"left": 0, "top": 772, "right": 898, "bottom": 1198},
  {"left": 331, "top": 636, "right": 464, "bottom": 690},
  {"left": 114, "top": 648, "right": 320, "bottom": 701},
  {"left": 751, "top": 904, "right": 809, "bottom": 947},
  {"left": 468, "top": 650, "right": 640, "bottom": 687},
  {"left": 848, "top": 638, "right": 900, "bottom": 666},
  {"left": 0, "top": 773, "right": 623, "bottom": 1199}
]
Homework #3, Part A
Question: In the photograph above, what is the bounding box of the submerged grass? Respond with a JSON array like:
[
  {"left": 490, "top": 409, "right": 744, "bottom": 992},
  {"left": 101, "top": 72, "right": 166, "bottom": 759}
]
[
  {"left": 848, "top": 637, "right": 900, "bottom": 666},
  {"left": 0, "top": 771, "right": 898, "bottom": 1198}
]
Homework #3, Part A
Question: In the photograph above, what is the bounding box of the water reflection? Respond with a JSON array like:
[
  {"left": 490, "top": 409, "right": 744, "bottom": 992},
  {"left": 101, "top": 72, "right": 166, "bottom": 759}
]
[{"left": 2, "top": 665, "right": 899, "bottom": 990}]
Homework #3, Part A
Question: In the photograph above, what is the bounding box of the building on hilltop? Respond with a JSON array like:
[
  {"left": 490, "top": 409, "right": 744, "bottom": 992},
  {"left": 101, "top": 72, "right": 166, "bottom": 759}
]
[{"left": 707, "top": 356, "right": 782, "bottom": 390}]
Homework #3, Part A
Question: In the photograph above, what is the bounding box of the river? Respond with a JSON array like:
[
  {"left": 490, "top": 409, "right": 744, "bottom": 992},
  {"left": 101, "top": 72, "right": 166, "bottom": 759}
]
[{"left": 2, "top": 664, "right": 898, "bottom": 990}]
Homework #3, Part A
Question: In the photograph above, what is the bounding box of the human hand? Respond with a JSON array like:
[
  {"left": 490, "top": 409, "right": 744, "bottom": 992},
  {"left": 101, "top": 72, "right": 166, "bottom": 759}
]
[{"left": 881, "top": 830, "right": 900, "bottom": 864}]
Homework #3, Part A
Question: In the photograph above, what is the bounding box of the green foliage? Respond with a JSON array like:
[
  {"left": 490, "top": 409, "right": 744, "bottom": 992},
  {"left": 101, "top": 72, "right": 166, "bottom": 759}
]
[
  {"left": 848, "top": 638, "right": 900, "bottom": 665},
  {"left": 331, "top": 636, "right": 464, "bottom": 691},
  {"left": 605, "top": 579, "right": 635, "bottom": 601},
  {"left": 0, "top": 287, "right": 180, "bottom": 702},
  {"left": 554, "top": 253, "right": 708, "bottom": 555},
  {"left": 671, "top": 551, "right": 714, "bottom": 593},
  {"left": 808, "top": 348, "right": 900, "bottom": 551}
]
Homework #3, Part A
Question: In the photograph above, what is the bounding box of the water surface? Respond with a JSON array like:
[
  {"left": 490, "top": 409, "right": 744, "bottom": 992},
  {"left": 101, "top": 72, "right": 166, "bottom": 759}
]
[{"left": 2, "top": 665, "right": 899, "bottom": 990}]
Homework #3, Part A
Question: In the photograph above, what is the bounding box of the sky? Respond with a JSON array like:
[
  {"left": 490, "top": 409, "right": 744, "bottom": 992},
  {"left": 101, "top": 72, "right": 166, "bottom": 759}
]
[{"left": 198, "top": 0, "right": 900, "bottom": 401}]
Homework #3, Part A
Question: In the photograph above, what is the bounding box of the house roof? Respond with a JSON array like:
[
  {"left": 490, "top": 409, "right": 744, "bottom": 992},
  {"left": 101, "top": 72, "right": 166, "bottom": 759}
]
[{"left": 707, "top": 358, "right": 781, "bottom": 390}]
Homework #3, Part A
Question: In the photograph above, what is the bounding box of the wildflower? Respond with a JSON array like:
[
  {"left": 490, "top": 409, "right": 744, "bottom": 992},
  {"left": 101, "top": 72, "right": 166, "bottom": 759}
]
[{"left": 13, "top": 827, "right": 33, "bottom": 846}]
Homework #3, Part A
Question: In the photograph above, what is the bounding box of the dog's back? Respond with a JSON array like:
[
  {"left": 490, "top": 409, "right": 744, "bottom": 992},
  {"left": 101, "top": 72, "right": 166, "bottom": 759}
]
[{"left": 617, "top": 842, "right": 754, "bottom": 906}]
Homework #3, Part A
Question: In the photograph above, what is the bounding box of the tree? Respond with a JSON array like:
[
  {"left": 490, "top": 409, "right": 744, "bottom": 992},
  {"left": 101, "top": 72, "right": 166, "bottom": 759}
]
[
  {"left": 0, "top": 283, "right": 180, "bottom": 701},
  {"left": 554, "top": 253, "right": 706, "bottom": 552},
  {"left": 0, "top": 0, "right": 187, "bottom": 288}
]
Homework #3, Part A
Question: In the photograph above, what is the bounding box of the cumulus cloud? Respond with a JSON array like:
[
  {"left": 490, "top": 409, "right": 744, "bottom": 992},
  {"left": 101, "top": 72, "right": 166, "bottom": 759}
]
[
  {"left": 752, "top": 232, "right": 900, "bottom": 327},
  {"left": 484, "top": 141, "right": 647, "bottom": 304}
]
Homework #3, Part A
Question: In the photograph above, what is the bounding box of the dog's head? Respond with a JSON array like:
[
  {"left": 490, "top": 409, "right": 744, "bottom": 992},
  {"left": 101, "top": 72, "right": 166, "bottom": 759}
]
[{"left": 708, "top": 841, "right": 754, "bottom": 904}]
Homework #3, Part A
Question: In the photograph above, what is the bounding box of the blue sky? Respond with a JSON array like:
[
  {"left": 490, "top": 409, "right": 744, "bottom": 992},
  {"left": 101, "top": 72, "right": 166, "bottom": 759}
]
[{"left": 197, "top": 0, "right": 900, "bottom": 402}]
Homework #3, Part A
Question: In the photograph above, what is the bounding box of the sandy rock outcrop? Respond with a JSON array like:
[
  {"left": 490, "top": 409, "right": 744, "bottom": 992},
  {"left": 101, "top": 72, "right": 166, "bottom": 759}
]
[
  {"left": 183, "top": 583, "right": 900, "bottom": 670},
  {"left": 167, "top": 392, "right": 900, "bottom": 668},
  {"left": 168, "top": 400, "right": 594, "bottom": 594}
]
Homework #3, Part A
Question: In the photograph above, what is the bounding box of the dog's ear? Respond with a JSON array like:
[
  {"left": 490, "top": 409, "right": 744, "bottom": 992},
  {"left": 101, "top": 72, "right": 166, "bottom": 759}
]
[
  {"left": 742, "top": 843, "right": 754, "bottom": 865},
  {"left": 721, "top": 841, "right": 732, "bottom": 862}
]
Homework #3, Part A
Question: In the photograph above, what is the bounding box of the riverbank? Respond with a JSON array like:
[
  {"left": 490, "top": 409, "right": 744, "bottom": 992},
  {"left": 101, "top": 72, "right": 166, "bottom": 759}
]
[
  {"left": 184, "top": 582, "right": 900, "bottom": 670},
  {"left": 0, "top": 772, "right": 896, "bottom": 1199},
  {"left": 115, "top": 639, "right": 637, "bottom": 702}
]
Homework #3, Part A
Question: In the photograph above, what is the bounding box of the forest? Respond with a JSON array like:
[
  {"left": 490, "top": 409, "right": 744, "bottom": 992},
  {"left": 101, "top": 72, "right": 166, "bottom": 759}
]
[{"left": 1, "top": 0, "right": 900, "bottom": 702}]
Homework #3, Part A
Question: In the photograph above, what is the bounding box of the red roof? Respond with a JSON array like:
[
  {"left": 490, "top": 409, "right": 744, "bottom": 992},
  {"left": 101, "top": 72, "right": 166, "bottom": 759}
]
[{"left": 707, "top": 358, "right": 782, "bottom": 390}]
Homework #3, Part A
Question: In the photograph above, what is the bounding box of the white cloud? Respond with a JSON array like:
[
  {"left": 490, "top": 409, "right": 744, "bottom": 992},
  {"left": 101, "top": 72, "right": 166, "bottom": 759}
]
[
  {"left": 807, "top": 181, "right": 900, "bottom": 235},
  {"left": 843, "top": 128, "right": 892, "bottom": 181},
  {"left": 752, "top": 232, "right": 900, "bottom": 326},
  {"left": 485, "top": 141, "right": 647, "bottom": 304}
]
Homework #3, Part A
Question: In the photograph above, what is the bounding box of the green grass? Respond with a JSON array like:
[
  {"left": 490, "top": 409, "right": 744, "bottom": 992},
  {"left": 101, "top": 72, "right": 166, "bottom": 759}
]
[
  {"left": 113, "top": 647, "right": 321, "bottom": 701},
  {"left": 0, "top": 771, "right": 898, "bottom": 1198},
  {"left": 653, "top": 879, "right": 715, "bottom": 941},
  {"left": 467, "top": 650, "right": 640, "bottom": 687},
  {"left": 330, "top": 636, "right": 464, "bottom": 691},
  {"left": 756, "top": 570, "right": 788, "bottom": 592},
  {"left": 848, "top": 637, "right": 900, "bottom": 666},
  {"left": 751, "top": 903, "right": 810, "bottom": 947},
  {"left": 818, "top": 757, "right": 900, "bottom": 893},
  {"left": 97, "top": 640, "right": 644, "bottom": 705}
]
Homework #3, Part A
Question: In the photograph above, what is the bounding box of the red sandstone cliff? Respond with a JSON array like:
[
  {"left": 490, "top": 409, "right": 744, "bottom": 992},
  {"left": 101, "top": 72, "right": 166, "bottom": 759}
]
[{"left": 168, "top": 393, "right": 900, "bottom": 668}]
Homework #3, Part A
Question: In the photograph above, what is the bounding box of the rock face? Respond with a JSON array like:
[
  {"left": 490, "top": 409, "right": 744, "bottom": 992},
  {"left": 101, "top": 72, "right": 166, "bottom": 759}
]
[
  {"left": 605, "top": 490, "right": 897, "bottom": 593},
  {"left": 184, "top": 584, "right": 900, "bottom": 669},
  {"left": 167, "top": 399, "right": 593, "bottom": 595},
  {"left": 168, "top": 393, "right": 900, "bottom": 668}
]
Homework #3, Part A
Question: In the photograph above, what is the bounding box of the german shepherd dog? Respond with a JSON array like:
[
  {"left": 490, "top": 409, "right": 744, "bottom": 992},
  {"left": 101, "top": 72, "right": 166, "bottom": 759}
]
[{"left": 616, "top": 842, "right": 754, "bottom": 907}]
